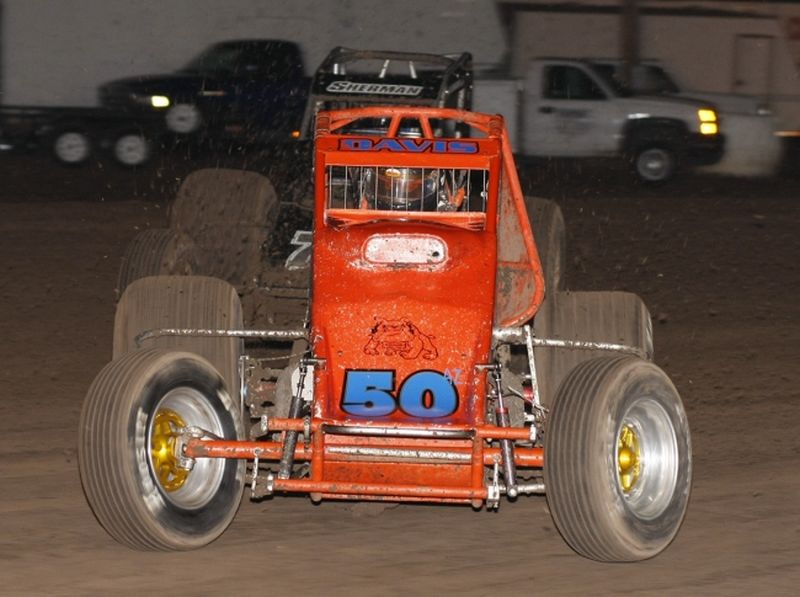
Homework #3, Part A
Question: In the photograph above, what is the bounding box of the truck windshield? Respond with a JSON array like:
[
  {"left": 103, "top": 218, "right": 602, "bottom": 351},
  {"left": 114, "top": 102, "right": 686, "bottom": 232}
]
[
  {"left": 591, "top": 63, "right": 680, "bottom": 96},
  {"left": 179, "top": 42, "right": 299, "bottom": 77},
  {"left": 327, "top": 165, "right": 488, "bottom": 213},
  {"left": 589, "top": 64, "right": 634, "bottom": 97}
]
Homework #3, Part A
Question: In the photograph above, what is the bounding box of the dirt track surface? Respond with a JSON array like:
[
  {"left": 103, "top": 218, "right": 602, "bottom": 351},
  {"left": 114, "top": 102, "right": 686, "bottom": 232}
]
[{"left": 1, "top": 152, "right": 799, "bottom": 595}]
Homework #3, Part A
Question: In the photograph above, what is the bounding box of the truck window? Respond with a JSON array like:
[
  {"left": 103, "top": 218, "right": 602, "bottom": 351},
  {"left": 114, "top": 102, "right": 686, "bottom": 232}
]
[
  {"left": 180, "top": 41, "right": 302, "bottom": 78},
  {"left": 327, "top": 165, "right": 488, "bottom": 213},
  {"left": 544, "top": 66, "right": 606, "bottom": 100}
]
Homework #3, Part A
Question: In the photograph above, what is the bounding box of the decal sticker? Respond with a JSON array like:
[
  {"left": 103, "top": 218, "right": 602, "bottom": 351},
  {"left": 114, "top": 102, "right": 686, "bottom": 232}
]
[
  {"left": 339, "top": 138, "right": 478, "bottom": 154},
  {"left": 364, "top": 318, "right": 438, "bottom": 360},
  {"left": 285, "top": 230, "right": 312, "bottom": 270},
  {"left": 326, "top": 81, "right": 424, "bottom": 96},
  {"left": 341, "top": 369, "right": 458, "bottom": 418}
]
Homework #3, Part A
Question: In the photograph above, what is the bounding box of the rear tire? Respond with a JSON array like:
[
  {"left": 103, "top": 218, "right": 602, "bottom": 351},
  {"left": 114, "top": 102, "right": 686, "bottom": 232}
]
[
  {"left": 114, "top": 275, "right": 244, "bottom": 408},
  {"left": 532, "top": 290, "right": 653, "bottom": 408},
  {"left": 52, "top": 129, "right": 92, "bottom": 166},
  {"left": 168, "top": 169, "right": 279, "bottom": 286},
  {"left": 544, "top": 356, "right": 691, "bottom": 562},
  {"left": 525, "top": 197, "right": 566, "bottom": 293},
  {"left": 116, "top": 228, "right": 201, "bottom": 298},
  {"left": 112, "top": 131, "right": 152, "bottom": 167},
  {"left": 79, "top": 349, "right": 245, "bottom": 550}
]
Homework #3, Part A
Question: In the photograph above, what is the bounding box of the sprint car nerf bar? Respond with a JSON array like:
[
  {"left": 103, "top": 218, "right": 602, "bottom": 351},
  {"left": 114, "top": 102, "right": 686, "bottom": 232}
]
[
  {"left": 493, "top": 325, "right": 649, "bottom": 360},
  {"left": 134, "top": 327, "right": 307, "bottom": 347}
]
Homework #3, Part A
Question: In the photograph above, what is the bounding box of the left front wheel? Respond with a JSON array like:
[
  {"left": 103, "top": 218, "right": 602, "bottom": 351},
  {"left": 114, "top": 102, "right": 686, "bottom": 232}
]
[{"left": 79, "top": 349, "right": 245, "bottom": 550}]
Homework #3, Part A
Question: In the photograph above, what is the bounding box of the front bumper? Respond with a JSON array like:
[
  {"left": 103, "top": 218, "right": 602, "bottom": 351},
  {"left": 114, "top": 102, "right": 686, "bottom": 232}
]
[{"left": 684, "top": 133, "right": 725, "bottom": 167}]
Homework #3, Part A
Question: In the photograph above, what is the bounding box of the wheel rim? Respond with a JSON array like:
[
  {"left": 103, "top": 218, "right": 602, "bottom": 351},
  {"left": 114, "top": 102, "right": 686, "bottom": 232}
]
[
  {"left": 636, "top": 148, "right": 672, "bottom": 182},
  {"left": 147, "top": 386, "right": 226, "bottom": 509},
  {"left": 617, "top": 424, "right": 641, "bottom": 493},
  {"left": 615, "top": 397, "right": 679, "bottom": 520},
  {"left": 151, "top": 408, "right": 190, "bottom": 491},
  {"left": 165, "top": 104, "right": 202, "bottom": 134},
  {"left": 114, "top": 134, "right": 149, "bottom": 165},
  {"left": 54, "top": 132, "right": 90, "bottom": 163}
]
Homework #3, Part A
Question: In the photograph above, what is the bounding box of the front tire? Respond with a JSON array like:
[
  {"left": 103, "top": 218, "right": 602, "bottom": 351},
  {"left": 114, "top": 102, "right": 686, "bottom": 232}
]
[
  {"left": 544, "top": 356, "right": 691, "bottom": 561},
  {"left": 165, "top": 103, "right": 203, "bottom": 135},
  {"left": 79, "top": 349, "right": 245, "bottom": 550},
  {"left": 525, "top": 196, "right": 566, "bottom": 293},
  {"left": 633, "top": 146, "right": 676, "bottom": 183}
]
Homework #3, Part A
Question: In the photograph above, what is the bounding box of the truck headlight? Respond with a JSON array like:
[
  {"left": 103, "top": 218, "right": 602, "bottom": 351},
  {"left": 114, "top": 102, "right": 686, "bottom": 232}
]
[
  {"left": 698, "top": 108, "right": 718, "bottom": 135},
  {"left": 150, "top": 95, "right": 171, "bottom": 108}
]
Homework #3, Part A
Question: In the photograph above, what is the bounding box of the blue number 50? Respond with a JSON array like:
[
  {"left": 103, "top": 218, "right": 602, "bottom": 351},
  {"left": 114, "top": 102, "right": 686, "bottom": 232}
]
[
  {"left": 341, "top": 370, "right": 396, "bottom": 417},
  {"left": 341, "top": 370, "right": 458, "bottom": 418}
]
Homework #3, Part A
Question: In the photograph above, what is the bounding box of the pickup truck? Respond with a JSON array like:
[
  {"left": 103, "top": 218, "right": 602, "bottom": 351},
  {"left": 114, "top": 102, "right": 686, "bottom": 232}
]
[
  {"left": 475, "top": 58, "right": 725, "bottom": 182},
  {"left": 97, "top": 39, "right": 309, "bottom": 145},
  {"left": 592, "top": 60, "right": 783, "bottom": 178}
]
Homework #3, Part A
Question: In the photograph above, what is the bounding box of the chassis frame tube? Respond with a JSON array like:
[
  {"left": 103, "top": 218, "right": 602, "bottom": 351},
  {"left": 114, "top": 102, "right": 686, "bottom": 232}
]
[
  {"left": 249, "top": 417, "right": 534, "bottom": 440},
  {"left": 184, "top": 438, "right": 543, "bottom": 467},
  {"left": 271, "top": 478, "right": 488, "bottom": 500}
]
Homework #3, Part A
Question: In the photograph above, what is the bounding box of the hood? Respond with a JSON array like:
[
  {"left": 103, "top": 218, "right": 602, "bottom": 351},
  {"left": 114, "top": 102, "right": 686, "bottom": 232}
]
[
  {"left": 310, "top": 221, "right": 497, "bottom": 425},
  {"left": 615, "top": 95, "right": 717, "bottom": 124},
  {"left": 674, "top": 91, "right": 770, "bottom": 117},
  {"left": 98, "top": 72, "right": 219, "bottom": 97}
]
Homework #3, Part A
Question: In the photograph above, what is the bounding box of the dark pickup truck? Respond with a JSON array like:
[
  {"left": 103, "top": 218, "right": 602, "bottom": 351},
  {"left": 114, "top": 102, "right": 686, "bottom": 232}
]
[{"left": 98, "top": 39, "right": 310, "bottom": 145}]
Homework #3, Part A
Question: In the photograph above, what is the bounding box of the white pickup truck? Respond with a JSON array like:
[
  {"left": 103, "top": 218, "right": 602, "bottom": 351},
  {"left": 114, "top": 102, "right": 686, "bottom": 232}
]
[
  {"left": 475, "top": 58, "right": 725, "bottom": 183},
  {"left": 591, "top": 60, "right": 783, "bottom": 178}
]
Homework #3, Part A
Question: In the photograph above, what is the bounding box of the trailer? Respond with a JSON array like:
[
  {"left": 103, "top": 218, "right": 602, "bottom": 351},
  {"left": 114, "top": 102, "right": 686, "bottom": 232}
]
[{"left": 0, "top": 105, "right": 165, "bottom": 167}]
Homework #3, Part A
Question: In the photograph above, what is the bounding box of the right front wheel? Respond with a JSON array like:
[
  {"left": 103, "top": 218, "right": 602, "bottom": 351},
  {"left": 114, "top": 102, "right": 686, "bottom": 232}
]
[{"left": 544, "top": 356, "right": 691, "bottom": 562}]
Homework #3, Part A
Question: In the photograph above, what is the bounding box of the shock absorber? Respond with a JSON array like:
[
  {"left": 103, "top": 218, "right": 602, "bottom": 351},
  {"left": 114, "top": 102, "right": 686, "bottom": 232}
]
[
  {"left": 277, "top": 359, "right": 309, "bottom": 479},
  {"left": 491, "top": 365, "right": 518, "bottom": 498}
]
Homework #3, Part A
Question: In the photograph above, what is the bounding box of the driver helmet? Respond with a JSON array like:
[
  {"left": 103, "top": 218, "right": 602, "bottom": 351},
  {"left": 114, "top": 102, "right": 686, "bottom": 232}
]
[{"left": 362, "top": 167, "right": 440, "bottom": 211}]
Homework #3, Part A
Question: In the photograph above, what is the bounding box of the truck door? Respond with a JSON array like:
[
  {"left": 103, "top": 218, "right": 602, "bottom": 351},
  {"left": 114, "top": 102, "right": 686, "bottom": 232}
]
[
  {"left": 227, "top": 44, "right": 306, "bottom": 137},
  {"left": 522, "top": 63, "right": 619, "bottom": 157}
]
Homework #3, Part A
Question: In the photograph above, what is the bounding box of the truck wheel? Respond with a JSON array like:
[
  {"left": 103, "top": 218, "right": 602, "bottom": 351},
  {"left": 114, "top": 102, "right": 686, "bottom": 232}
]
[
  {"left": 112, "top": 131, "right": 151, "bottom": 167},
  {"left": 116, "top": 229, "right": 201, "bottom": 298},
  {"left": 633, "top": 147, "right": 676, "bottom": 183},
  {"left": 52, "top": 129, "right": 92, "bottom": 165},
  {"left": 79, "top": 349, "right": 245, "bottom": 550},
  {"left": 525, "top": 197, "right": 566, "bottom": 292},
  {"left": 544, "top": 356, "right": 691, "bottom": 562},
  {"left": 165, "top": 103, "right": 203, "bottom": 135}
]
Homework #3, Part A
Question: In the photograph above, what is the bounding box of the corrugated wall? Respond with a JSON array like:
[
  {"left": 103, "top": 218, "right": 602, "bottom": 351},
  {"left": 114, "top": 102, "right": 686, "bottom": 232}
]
[{"left": 1, "top": 0, "right": 504, "bottom": 106}]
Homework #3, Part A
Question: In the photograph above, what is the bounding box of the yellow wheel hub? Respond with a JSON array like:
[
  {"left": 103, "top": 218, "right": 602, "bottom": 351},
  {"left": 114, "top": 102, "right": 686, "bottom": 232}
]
[
  {"left": 151, "top": 408, "right": 189, "bottom": 492},
  {"left": 617, "top": 424, "right": 642, "bottom": 493}
]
